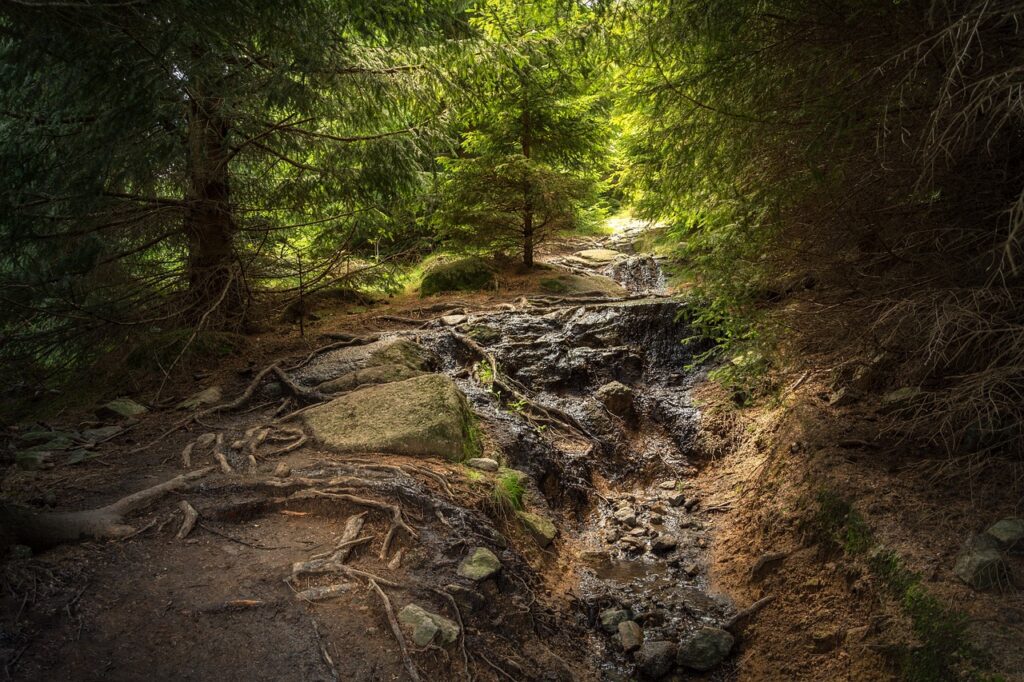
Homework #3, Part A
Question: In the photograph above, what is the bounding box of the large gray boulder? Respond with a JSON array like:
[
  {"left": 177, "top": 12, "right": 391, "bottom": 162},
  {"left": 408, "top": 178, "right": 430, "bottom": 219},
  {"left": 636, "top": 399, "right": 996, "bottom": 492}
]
[
  {"left": 294, "top": 337, "right": 438, "bottom": 387},
  {"left": 302, "top": 374, "right": 478, "bottom": 461},
  {"left": 677, "top": 627, "right": 734, "bottom": 671}
]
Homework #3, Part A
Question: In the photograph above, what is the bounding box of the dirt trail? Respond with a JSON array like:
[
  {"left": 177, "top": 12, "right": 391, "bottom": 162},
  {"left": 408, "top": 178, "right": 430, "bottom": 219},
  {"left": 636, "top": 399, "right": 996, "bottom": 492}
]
[{"left": 1, "top": 226, "right": 753, "bottom": 681}]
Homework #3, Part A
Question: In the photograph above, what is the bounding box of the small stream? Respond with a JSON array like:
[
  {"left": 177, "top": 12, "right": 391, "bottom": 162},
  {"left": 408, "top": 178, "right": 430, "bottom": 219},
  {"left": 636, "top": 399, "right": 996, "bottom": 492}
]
[{"left": 413, "top": 237, "right": 735, "bottom": 678}]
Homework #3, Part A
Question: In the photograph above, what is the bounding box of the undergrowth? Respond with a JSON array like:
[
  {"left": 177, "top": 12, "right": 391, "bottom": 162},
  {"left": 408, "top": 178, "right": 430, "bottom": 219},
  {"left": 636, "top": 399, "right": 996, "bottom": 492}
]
[
  {"left": 806, "top": 491, "right": 1001, "bottom": 681},
  {"left": 490, "top": 471, "right": 525, "bottom": 517}
]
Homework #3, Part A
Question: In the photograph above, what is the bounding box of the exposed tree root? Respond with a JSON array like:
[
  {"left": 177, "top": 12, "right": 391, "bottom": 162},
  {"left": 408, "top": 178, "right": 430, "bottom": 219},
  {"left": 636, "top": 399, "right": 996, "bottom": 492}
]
[
  {"left": 1, "top": 467, "right": 213, "bottom": 549},
  {"left": 724, "top": 594, "right": 774, "bottom": 633},
  {"left": 370, "top": 578, "right": 421, "bottom": 682},
  {"left": 451, "top": 331, "right": 598, "bottom": 445},
  {"left": 296, "top": 583, "right": 354, "bottom": 602},
  {"left": 176, "top": 500, "right": 199, "bottom": 539}
]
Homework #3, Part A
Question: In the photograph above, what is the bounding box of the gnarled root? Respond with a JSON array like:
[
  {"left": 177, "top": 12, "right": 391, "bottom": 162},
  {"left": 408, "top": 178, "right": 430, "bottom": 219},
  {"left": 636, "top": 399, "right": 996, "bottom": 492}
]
[{"left": 1, "top": 467, "right": 213, "bottom": 550}]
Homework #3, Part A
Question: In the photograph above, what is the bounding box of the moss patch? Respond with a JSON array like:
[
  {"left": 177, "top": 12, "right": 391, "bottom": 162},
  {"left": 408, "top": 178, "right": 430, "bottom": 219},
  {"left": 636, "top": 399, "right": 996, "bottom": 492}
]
[{"left": 420, "top": 258, "right": 496, "bottom": 297}]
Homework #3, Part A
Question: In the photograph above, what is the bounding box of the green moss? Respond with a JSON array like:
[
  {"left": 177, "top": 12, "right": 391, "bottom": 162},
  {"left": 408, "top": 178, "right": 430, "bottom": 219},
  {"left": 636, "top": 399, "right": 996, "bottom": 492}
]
[
  {"left": 461, "top": 410, "right": 483, "bottom": 460},
  {"left": 420, "top": 258, "right": 496, "bottom": 297},
  {"left": 807, "top": 491, "right": 990, "bottom": 681}
]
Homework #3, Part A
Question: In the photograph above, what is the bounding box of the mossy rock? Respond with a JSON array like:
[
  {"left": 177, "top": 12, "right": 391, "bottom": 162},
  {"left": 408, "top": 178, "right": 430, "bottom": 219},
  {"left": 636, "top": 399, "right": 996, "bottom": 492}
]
[
  {"left": 302, "top": 373, "right": 480, "bottom": 461},
  {"left": 538, "top": 274, "right": 626, "bottom": 297},
  {"left": 517, "top": 511, "right": 557, "bottom": 547},
  {"left": 465, "top": 324, "right": 502, "bottom": 345},
  {"left": 421, "top": 258, "right": 497, "bottom": 297}
]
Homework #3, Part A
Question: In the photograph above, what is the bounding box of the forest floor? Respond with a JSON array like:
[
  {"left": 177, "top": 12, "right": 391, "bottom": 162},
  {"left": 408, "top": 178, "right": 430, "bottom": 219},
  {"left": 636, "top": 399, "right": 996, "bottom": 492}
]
[{"left": 2, "top": 226, "right": 1022, "bottom": 681}]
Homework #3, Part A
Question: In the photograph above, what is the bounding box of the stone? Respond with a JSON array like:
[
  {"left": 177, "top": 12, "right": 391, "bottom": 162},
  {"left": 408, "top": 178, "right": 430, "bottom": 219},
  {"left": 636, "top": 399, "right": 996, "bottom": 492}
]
[
  {"left": 954, "top": 546, "right": 1011, "bottom": 590},
  {"left": 317, "top": 363, "right": 426, "bottom": 393},
  {"left": 466, "top": 457, "right": 499, "bottom": 472},
  {"left": 618, "top": 620, "right": 643, "bottom": 653},
  {"left": 596, "top": 381, "right": 635, "bottom": 420},
  {"left": 572, "top": 248, "right": 626, "bottom": 265},
  {"left": 294, "top": 338, "right": 438, "bottom": 386},
  {"left": 599, "top": 608, "right": 632, "bottom": 633},
  {"left": 397, "top": 604, "right": 460, "bottom": 647},
  {"left": 176, "top": 385, "right": 223, "bottom": 410},
  {"left": 651, "top": 534, "right": 678, "bottom": 553},
  {"left": 97, "top": 397, "right": 148, "bottom": 420},
  {"left": 809, "top": 625, "right": 844, "bottom": 653},
  {"left": 667, "top": 494, "right": 686, "bottom": 507},
  {"left": 444, "top": 584, "right": 486, "bottom": 613},
  {"left": 421, "top": 258, "right": 496, "bottom": 296},
  {"left": 613, "top": 507, "right": 638, "bottom": 527},
  {"left": 302, "top": 374, "right": 478, "bottom": 461},
  {"left": 273, "top": 462, "right": 291, "bottom": 478},
  {"left": 517, "top": 511, "right": 557, "bottom": 547},
  {"left": 636, "top": 640, "right": 676, "bottom": 679},
  {"left": 458, "top": 547, "right": 501, "bottom": 581},
  {"left": 537, "top": 273, "right": 626, "bottom": 297},
  {"left": 827, "top": 387, "right": 858, "bottom": 407},
  {"left": 657, "top": 480, "right": 677, "bottom": 490},
  {"left": 677, "top": 627, "right": 734, "bottom": 671},
  {"left": 440, "top": 314, "right": 467, "bottom": 326},
  {"left": 986, "top": 518, "right": 1024, "bottom": 554}
]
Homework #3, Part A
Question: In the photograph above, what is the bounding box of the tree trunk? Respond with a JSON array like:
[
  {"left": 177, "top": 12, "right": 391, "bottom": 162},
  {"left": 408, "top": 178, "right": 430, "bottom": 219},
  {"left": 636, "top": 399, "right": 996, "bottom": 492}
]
[
  {"left": 521, "top": 105, "right": 534, "bottom": 268},
  {"left": 184, "top": 94, "right": 243, "bottom": 324}
]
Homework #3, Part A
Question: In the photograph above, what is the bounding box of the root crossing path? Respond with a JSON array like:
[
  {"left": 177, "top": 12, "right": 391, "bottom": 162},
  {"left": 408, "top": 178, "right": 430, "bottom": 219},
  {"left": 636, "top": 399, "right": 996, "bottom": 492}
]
[{"left": 2, "top": 226, "right": 750, "bottom": 682}]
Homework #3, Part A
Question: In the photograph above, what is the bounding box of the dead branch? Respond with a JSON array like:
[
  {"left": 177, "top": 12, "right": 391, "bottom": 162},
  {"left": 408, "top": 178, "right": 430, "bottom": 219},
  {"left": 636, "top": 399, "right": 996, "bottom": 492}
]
[{"left": 724, "top": 595, "right": 774, "bottom": 632}]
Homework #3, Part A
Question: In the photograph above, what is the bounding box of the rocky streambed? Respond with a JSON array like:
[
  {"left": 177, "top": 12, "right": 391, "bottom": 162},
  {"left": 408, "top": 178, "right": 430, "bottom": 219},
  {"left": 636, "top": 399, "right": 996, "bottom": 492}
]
[{"left": 277, "top": 237, "right": 741, "bottom": 679}]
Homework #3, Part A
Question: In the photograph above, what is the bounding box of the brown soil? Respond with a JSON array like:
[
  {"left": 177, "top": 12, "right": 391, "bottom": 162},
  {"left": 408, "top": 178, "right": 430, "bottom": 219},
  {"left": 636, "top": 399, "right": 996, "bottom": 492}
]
[{"left": 689, "top": 378, "right": 1024, "bottom": 681}]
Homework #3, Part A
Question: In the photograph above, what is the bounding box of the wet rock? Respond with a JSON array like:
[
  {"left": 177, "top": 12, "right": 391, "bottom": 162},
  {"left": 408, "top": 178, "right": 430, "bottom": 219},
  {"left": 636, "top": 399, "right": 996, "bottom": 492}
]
[
  {"left": 613, "top": 507, "right": 638, "bottom": 527},
  {"left": 600, "top": 607, "right": 632, "bottom": 633},
  {"left": 684, "top": 498, "right": 699, "bottom": 511},
  {"left": 466, "top": 457, "right": 499, "bottom": 472},
  {"left": 444, "top": 584, "right": 486, "bottom": 613},
  {"left": 954, "top": 543, "right": 1011, "bottom": 590},
  {"left": 97, "top": 397, "right": 147, "bottom": 420},
  {"left": 538, "top": 273, "right": 626, "bottom": 297},
  {"left": 986, "top": 518, "right": 1024, "bottom": 554},
  {"left": 458, "top": 547, "right": 501, "bottom": 581},
  {"left": 618, "top": 620, "right": 643, "bottom": 653},
  {"left": 397, "top": 603, "right": 459, "bottom": 647},
  {"left": 636, "top": 640, "right": 676, "bottom": 679},
  {"left": 667, "top": 494, "right": 686, "bottom": 507},
  {"left": 605, "top": 529, "right": 622, "bottom": 543},
  {"left": 176, "top": 385, "right": 222, "bottom": 410},
  {"left": 466, "top": 324, "right": 502, "bottom": 344},
  {"left": 677, "top": 627, "right": 734, "bottom": 671},
  {"left": 302, "top": 374, "right": 477, "bottom": 461},
  {"left": 517, "top": 511, "right": 557, "bottom": 547},
  {"left": 596, "top": 381, "right": 635, "bottom": 420},
  {"left": 651, "top": 534, "right": 678, "bottom": 553}
]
